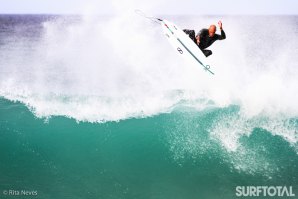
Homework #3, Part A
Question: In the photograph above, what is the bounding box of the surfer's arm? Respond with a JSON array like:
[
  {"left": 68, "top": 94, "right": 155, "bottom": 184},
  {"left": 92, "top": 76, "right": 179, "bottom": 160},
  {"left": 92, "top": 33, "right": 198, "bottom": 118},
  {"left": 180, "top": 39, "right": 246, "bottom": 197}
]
[
  {"left": 217, "top": 20, "right": 226, "bottom": 40},
  {"left": 218, "top": 29, "right": 226, "bottom": 40}
]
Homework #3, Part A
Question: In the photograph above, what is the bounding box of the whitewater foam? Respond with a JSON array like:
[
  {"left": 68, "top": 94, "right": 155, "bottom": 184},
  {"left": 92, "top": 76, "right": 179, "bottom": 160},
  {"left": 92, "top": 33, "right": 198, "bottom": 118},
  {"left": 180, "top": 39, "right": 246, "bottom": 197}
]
[
  {"left": 1, "top": 15, "right": 297, "bottom": 121},
  {"left": 0, "top": 15, "right": 297, "bottom": 160}
]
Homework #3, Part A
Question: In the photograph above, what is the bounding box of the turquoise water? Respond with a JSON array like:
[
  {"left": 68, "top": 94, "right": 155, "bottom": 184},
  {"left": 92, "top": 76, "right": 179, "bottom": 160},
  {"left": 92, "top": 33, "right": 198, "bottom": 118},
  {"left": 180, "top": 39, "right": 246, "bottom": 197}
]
[
  {"left": 0, "top": 15, "right": 298, "bottom": 198},
  {"left": 1, "top": 98, "right": 297, "bottom": 198}
]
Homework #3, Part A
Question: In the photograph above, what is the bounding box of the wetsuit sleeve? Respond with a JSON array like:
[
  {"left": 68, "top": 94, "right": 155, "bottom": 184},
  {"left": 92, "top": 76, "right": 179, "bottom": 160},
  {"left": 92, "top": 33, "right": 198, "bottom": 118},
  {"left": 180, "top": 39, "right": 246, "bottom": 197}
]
[{"left": 217, "top": 29, "right": 226, "bottom": 40}]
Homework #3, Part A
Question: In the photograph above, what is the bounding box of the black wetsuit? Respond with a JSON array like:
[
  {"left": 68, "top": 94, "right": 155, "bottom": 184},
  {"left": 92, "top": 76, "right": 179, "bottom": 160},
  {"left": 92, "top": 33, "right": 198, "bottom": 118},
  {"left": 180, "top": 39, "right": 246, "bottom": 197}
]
[{"left": 183, "top": 28, "right": 226, "bottom": 57}]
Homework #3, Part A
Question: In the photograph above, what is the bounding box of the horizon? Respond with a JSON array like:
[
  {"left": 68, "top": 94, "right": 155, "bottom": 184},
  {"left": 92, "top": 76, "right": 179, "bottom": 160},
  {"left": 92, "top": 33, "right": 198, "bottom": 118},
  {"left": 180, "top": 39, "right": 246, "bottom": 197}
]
[
  {"left": 0, "top": 0, "right": 297, "bottom": 15},
  {"left": 0, "top": 13, "right": 298, "bottom": 16}
]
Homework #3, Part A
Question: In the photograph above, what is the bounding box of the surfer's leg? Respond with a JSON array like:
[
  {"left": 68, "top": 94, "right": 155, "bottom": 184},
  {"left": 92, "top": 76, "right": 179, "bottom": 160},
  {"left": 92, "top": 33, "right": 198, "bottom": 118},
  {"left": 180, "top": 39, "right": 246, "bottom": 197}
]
[
  {"left": 183, "top": 29, "right": 194, "bottom": 34},
  {"left": 183, "top": 29, "right": 196, "bottom": 43},
  {"left": 201, "top": 49, "right": 212, "bottom": 57}
]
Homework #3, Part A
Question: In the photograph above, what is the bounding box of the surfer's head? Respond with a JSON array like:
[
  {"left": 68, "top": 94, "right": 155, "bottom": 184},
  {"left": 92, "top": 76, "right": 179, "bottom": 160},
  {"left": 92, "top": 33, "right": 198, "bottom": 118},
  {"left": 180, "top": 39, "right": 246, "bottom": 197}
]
[{"left": 208, "top": 25, "right": 216, "bottom": 37}]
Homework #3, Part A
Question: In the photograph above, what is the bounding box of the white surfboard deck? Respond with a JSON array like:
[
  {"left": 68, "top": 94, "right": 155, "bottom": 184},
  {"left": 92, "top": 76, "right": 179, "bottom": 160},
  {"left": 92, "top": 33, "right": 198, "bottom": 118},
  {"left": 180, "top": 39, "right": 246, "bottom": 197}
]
[{"left": 160, "top": 19, "right": 214, "bottom": 75}]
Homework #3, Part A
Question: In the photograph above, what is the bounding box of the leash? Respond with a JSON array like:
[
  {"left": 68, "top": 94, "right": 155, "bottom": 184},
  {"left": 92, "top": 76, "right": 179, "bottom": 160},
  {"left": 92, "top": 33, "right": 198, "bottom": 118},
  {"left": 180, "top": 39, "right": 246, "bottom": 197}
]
[{"left": 134, "top": 9, "right": 163, "bottom": 24}]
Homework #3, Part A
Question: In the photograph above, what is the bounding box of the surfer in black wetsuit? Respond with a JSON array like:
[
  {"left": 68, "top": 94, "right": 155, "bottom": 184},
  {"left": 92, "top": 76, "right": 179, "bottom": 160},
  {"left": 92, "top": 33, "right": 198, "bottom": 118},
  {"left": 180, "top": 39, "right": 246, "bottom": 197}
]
[{"left": 183, "top": 21, "right": 226, "bottom": 57}]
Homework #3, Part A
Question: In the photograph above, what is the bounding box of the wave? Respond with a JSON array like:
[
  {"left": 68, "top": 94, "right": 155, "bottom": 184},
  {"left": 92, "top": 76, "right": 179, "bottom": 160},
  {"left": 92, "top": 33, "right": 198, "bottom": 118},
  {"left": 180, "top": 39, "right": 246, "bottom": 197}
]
[{"left": 0, "top": 15, "right": 298, "bottom": 154}]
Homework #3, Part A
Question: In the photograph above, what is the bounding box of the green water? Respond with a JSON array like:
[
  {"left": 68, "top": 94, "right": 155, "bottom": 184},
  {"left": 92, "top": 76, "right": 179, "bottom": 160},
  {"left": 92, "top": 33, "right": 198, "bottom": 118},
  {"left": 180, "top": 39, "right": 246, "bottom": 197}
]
[{"left": 0, "top": 98, "right": 298, "bottom": 199}]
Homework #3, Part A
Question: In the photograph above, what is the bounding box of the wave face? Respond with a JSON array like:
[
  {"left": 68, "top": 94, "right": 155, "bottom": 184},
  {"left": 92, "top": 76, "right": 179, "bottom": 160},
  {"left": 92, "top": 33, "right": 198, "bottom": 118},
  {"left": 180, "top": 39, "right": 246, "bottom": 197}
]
[
  {"left": 0, "top": 15, "right": 298, "bottom": 198},
  {"left": 0, "top": 98, "right": 297, "bottom": 198}
]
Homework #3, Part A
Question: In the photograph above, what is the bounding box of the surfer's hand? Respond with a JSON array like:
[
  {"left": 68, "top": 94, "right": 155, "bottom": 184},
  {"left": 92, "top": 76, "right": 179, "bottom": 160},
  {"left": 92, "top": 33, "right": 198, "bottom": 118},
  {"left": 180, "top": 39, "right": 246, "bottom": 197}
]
[
  {"left": 218, "top": 21, "right": 223, "bottom": 30},
  {"left": 196, "top": 36, "right": 200, "bottom": 44}
]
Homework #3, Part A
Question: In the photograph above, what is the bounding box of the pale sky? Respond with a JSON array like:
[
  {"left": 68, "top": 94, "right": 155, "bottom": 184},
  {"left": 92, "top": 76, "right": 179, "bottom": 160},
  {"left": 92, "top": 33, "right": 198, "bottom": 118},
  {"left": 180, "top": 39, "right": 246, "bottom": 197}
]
[{"left": 0, "top": 0, "right": 297, "bottom": 15}]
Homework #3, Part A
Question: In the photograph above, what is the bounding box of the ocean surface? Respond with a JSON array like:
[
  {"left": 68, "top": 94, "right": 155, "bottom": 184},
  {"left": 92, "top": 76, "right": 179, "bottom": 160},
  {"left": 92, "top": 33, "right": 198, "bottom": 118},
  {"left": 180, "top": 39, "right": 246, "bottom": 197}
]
[{"left": 0, "top": 14, "right": 298, "bottom": 199}]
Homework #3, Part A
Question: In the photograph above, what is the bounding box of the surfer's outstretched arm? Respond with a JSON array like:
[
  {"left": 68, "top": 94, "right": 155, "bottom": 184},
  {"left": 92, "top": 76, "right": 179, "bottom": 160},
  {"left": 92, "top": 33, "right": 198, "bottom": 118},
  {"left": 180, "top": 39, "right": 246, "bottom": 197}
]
[{"left": 217, "top": 21, "right": 226, "bottom": 40}]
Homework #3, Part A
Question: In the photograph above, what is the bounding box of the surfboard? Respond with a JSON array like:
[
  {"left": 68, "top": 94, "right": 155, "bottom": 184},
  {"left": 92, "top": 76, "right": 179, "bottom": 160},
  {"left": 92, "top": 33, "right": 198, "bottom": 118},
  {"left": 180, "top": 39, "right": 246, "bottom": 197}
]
[{"left": 160, "top": 20, "right": 214, "bottom": 75}]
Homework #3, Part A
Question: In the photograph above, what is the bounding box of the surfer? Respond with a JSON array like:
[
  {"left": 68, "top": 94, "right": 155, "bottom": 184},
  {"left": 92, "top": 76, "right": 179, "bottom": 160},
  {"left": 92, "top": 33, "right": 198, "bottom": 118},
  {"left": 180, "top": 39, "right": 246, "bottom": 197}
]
[{"left": 183, "top": 21, "right": 226, "bottom": 57}]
